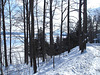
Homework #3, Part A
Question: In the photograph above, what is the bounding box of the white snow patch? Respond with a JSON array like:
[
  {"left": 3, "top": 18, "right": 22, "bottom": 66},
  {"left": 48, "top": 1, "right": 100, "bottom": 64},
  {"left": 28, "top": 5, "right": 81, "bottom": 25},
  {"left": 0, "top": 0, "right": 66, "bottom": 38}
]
[{"left": 3, "top": 43, "right": 100, "bottom": 75}]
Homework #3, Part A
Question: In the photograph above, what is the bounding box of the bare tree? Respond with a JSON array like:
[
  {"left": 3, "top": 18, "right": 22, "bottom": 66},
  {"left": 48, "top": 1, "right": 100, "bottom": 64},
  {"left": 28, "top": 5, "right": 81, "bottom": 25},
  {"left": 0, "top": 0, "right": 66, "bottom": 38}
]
[
  {"left": 82, "top": 0, "right": 87, "bottom": 53},
  {"left": 2, "top": 0, "right": 8, "bottom": 67},
  {"left": 42, "top": 0, "right": 46, "bottom": 62},
  {"left": 50, "top": 0, "right": 55, "bottom": 68},
  {"left": 26, "top": 0, "right": 29, "bottom": 64},
  {"left": 23, "top": 0, "right": 29, "bottom": 65},
  {"left": 23, "top": 0, "right": 27, "bottom": 64},
  {"left": 79, "top": 0, "right": 82, "bottom": 50},
  {"left": 67, "top": 0, "right": 70, "bottom": 53},
  {"left": 35, "top": 0, "right": 40, "bottom": 67},
  {"left": 50, "top": 0, "right": 53, "bottom": 55},
  {"left": 60, "top": 0, "right": 63, "bottom": 53},
  {"left": 36, "top": 0, "right": 40, "bottom": 67},
  {"left": 8, "top": 0, "right": 12, "bottom": 64},
  {"left": 29, "top": 0, "right": 32, "bottom": 66},
  {"left": 0, "top": 0, "right": 3, "bottom": 74},
  {"left": 30, "top": 0, "right": 37, "bottom": 73}
]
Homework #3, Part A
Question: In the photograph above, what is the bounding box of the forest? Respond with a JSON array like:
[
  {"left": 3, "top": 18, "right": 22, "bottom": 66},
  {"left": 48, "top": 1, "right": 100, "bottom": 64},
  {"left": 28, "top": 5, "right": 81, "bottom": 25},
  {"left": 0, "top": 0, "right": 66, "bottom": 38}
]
[{"left": 0, "top": 0, "right": 100, "bottom": 75}]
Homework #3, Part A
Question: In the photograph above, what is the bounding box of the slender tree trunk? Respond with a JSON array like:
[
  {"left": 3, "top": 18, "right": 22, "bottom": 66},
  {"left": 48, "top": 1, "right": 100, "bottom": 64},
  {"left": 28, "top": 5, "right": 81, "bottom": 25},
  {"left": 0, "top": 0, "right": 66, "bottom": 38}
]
[
  {"left": 50, "top": 0, "right": 53, "bottom": 54},
  {"left": 36, "top": 0, "right": 39, "bottom": 34},
  {"left": 0, "top": 1, "right": 1, "bottom": 73},
  {"left": 29, "top": 0, "right": 32, "bottom": 66},
  {"left": 2, "top": 0, "right": 8, "bottom": 67},
  {"left": 8, "top": 0, "right": 12, "bottom": 64},
  {"left": 30, "top": 0, "right": 37, "bottom": 73},
  {"left": 0, "top": 0, "right": 1, "bottom": 64},
  {"left": 60, "top": 0, "right": 63, "bottom": 52},
  {"left": 36, "top": 0, "right": 39, "bottom": 67},
  {"left": 83, "top": 0, "right": 87, "bottom": 51},
  {"left": 26, "top": 0, "right": 29, "bottom": 65},
  {"left": 67, "top": 0, "right": 70, "bottom": 53},
  {"left": 42, "top": 0, "right": 46, "bottom": 62},
  {"left": 50, "top": 0, "right": 54, "bottom": 68},
  {"left": 79, "top": 0, "right": 82, "bottom": 50},
  {"left": 23, "top": 0, "right": 27, "bottom": 64},
  {"left": 0, "top": 0, "right": 3, "bottom": 74}
]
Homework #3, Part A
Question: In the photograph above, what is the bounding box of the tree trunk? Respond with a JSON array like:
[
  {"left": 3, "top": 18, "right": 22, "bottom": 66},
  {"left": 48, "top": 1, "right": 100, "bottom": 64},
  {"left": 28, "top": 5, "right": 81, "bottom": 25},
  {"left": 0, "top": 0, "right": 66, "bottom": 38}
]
[
  {"left": 60, "top": 0, "right": 63, "bottom": 52},
  {"left": 26, "top": 0, "right": 29, "bottom": 65},
  {"left": 50, "top": 0, "right": 54, "bottom": 68},
  {"left": 36, "top": 0, "right": 39, "bottom": 67},
  {"left": 79, "top": 0, "right": 82, "bottom": 50},
  {"left": 29, "top": 0, "right": 32, "bottom": 66},
  {"left": 8, "top": 0, "right": 12, "bottom": 64},
  {"left": 42, "top": 0, "right": 46, "bottom": 62},
  {"left": 83, "top": 0, "right": 87, "bottom": 51},
  {"left": 30, "top": 0, "right": 37, "bottom": 73},
  {"left": 67, "top": 0, "right": 70, "bottom": 53},
  {"left": 2, "top": 0, "right": 8, "bottom": 67},
  {"left": 23, "top": 0, "right": 27, "bottom": 64},
  {"left": 0, "top": 0, "right": 3, "bottom": 74}
]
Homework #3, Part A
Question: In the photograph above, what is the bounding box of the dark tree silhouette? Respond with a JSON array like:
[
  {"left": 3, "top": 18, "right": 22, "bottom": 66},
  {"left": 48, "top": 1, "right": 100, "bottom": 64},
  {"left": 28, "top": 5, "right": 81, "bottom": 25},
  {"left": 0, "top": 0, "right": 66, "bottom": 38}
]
[
  {"left": 79, "top": 0, "right": 82, "bottom": 50},
  {"left": 2, "top": 0, "right": 8, "bottom": 67},
  {"left": 42, "top": 0, "right": 46, "bottom": 62},
  {"left": 30, "top": 0, "right": 37, "bottom": 73},
  {"left": 50, "top": 0, "right": 55, "bottom": 68},
  {"left": 82, "top": 0, "right": 87, "bottom": 53},
  {"left": 26, "top": 0, "right": 29, "bottom": 64},
  {"left": 67, "top": 0, "right": 70, "bottom": 53},
  {"left": 23, "top": 0, "right": 27, "bottom": 64},
  {"left": 60, "top": 0, "right": 63, "bottom": 53}
]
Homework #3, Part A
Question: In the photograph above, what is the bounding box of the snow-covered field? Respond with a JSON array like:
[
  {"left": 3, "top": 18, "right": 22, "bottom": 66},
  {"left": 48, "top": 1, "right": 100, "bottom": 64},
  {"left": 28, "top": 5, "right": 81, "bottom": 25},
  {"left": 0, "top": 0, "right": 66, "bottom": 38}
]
[{"left": 3, "top": 43, "right": 100, "bottom": 75}]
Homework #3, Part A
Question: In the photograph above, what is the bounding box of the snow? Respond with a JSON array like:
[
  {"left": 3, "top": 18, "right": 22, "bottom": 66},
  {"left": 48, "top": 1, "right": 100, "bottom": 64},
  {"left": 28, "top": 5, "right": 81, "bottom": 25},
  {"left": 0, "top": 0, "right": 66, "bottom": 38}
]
[{"left": 3, "top": 43, "right": 100, "bottom": 75}]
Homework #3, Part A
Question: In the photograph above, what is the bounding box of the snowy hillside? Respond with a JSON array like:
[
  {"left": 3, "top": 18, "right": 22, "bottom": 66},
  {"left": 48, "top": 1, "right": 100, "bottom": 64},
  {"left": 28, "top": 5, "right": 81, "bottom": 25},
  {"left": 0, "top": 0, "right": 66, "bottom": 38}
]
[
  {"left": 35, "top": 43, "right": 100, "bottom": 75},
  {"left": 3, "top": 43, "right": 100, "bottom": 75}
]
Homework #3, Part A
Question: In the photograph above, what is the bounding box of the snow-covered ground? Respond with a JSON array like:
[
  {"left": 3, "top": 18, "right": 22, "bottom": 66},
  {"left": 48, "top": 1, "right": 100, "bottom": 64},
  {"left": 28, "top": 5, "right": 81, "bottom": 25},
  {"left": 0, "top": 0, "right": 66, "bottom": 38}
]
[{"left": 3, "top": 43, "right": 100, "bottom": 75}]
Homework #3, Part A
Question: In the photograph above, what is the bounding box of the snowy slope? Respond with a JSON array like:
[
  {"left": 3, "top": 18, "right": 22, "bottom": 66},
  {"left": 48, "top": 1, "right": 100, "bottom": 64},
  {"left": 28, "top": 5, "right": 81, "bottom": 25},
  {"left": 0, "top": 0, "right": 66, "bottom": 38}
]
[
  {"left": 3, "top": 43, "right": 100, "bottom": 75},
  {"left": 36, "top": 43, "right": 100, "bottom": 75}
]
